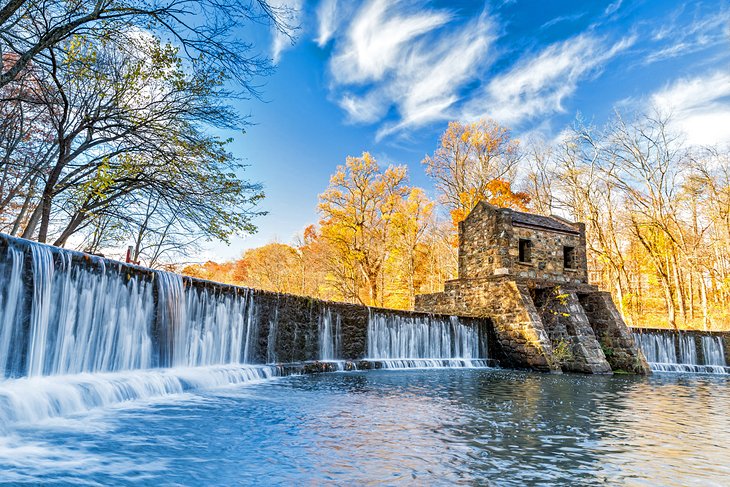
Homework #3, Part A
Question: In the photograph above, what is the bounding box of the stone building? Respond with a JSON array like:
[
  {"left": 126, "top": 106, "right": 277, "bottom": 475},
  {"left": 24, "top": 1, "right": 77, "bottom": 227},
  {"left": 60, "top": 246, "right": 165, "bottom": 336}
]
[{"left": 415, "top": 202, "right": 649, "bottom": 374}]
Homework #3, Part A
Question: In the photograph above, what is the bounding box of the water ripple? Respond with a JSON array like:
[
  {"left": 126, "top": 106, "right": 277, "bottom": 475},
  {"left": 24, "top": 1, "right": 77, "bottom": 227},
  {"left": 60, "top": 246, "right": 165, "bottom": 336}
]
[{"left": 0, "top": 369, "right": 728, "bottom": 486}]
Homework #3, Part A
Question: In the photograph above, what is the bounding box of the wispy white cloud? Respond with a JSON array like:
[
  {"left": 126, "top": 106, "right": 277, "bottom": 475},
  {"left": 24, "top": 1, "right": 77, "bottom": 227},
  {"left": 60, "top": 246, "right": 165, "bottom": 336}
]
[
  {"left": 540, "top": 12, "right": 586, "bottom": 30},
  {"left": 270, "top": 0, "right": 303, "bottom": 64},
  {"left": 463, "top": 34, "right": 635, "bottom": 127},
  {"left": 650, "top": 71, "right": 730, "bottom": 146},
  {"left": 645, "top": 12, "right": 730, "bottom": 65},
  {"left": 323, "top": 0, "right": 494, "bottom": 138},
  {"left": 339, "top": 91, "right": 388, "bottom": 123},
  {"left": 329, "top": 0, "right": 452, "bottom": 85},
  {"left": 316, "top": 0, "right": 339, "bottom": 46},
  {"left": 604, "top": 0, "right": 623, "bottom": 17},
  {"left": 375, "top": 12, "right": 494, "bottom": 139}
]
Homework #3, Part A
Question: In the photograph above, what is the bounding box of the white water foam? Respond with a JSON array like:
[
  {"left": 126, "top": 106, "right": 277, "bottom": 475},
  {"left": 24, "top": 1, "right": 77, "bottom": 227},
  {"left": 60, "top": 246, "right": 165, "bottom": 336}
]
[
  {"left": 361, "top": 359, "right": 491, "bottom": 369},
  {"left": 0, "top": 364, "right": 279, "bottom": 427}
]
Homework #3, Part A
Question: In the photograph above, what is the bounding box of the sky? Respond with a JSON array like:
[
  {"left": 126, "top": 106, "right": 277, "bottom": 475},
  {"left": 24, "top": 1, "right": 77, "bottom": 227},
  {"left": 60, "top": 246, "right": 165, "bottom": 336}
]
[{"left": 205, "top": 0, "right": 730, "bottom": 261}]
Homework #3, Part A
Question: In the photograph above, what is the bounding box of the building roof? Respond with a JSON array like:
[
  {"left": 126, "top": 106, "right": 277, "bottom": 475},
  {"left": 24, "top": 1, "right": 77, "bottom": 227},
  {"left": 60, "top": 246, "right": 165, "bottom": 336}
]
[{"left": 510, "top": 210, "right": 580, "bottom": 235}]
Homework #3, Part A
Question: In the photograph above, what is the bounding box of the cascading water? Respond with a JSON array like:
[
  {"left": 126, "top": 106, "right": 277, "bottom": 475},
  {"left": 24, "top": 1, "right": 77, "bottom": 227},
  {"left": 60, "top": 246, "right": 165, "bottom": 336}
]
[
  {"left": 0, "top": 234, "right": 494, "bottom": 427},
  {"left": 5, "top": 242, "right": 157, "bottom": 377},
  {"left": 318, "top": 307, "right": 341, "bottom": 361},
  {"left": 679, "top": 335, "right": 698, "bottom": 365},
  {"left": 365, "top": 311, "right": 489, "bottom": 368},
  {"left": 0, "top": 238, "right": 276, "bottom": 426},
  {"left": 702, "top": 336, "right": 726, "bottom": 366},
  {"left": 0, "top": 245, "right": 24, "bottom": 377},
  {"left": 634, "top": 333, "right": 677, "bottom": 364},
  {"left": 267, "top": 302, "right": 279, "bottom": 364},
  {"left": 633, "top": 331, "right": 729, "bottom": 374},
  {"left": 177, "top": 281, "right": 251, "bottom": 367}
]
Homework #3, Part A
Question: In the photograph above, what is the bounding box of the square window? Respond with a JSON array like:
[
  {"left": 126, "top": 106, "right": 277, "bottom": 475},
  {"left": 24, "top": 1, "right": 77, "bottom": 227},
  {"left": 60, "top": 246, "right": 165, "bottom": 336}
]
[
  {"left": 564, "top": 246, "right": 576, "bottom": 269},
  {"left": 519, "top": 239, "right": 532, "bottom": 263}
]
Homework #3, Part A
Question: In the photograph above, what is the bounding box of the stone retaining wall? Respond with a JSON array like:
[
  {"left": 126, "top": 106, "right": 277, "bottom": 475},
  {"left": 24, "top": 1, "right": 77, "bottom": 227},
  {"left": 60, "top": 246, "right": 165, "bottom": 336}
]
[{"left": 416, "top": 278, "right": 649, "bottom": 374}]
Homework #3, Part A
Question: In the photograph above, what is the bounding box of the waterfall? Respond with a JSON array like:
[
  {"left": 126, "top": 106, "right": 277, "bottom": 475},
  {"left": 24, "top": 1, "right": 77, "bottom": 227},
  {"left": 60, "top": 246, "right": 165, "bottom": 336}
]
[
  {"left": 365, "top": 311, "right": 488, "bottom": 368},
  {"left": 0, "top": 233, "right": 496, "bottom": 426},
  {"left": 155, "top": 271, "right": 185, "bottom": 368},
  {"left": 318, "top": 307, "right": 341, "bottom": 361},
  {"left": 267, "top": 304, "right": 279, "bottom": 364},
  {"left": 634, "top": 333, "right": 677, "bottom": 364},
  {"left": 633, "top": 331, "right": 729, "bottom": 374},
  {"left": 0, "top": 245, "right": 24, "bottom": 377},
  {"left": 702, "top": 336, "right": 726, "bottom": 367},
  {"left": 678, "top": 335, "right": 698, "bottom": 365},
  {"left": 243, "top": 290, "right": 259, "bottom": 363},
  {"left": 177, "top": 283, "right": 249, "bottom": 367},
  {"left": 0, "top": 238, "right": 277, "bottom": 425},
  {"left": 7, "top": 242, "right": 157, "bottom": 377}
]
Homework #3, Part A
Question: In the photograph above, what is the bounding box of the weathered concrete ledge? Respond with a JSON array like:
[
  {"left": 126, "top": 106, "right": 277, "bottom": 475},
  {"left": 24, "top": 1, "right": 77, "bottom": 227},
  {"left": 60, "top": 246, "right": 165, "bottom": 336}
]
[{"left": 276, "top": 358, "right": 499, "bottom": 375}]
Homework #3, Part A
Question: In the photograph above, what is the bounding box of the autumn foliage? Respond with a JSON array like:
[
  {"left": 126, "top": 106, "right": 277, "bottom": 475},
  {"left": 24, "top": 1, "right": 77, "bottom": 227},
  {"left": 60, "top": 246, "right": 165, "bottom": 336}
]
[
  {"left": 184, "top": 115, "right": 730, "bottom": 330},
  {"left": 423, "top": 120, "right": 527, "bottom": 229}
]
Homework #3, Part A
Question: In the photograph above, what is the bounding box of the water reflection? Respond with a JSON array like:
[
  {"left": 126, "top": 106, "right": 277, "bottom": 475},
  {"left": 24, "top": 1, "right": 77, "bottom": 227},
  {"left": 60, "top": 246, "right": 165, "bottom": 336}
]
[{"left": 0, "top": 370, "right": 728, "bottom": 486}]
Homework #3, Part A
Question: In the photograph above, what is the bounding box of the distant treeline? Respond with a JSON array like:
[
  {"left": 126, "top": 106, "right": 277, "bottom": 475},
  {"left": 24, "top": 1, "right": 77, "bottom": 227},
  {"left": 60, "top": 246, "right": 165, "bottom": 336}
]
[{"left": 185, "top": 115, "right": 730, "bottom": 331}]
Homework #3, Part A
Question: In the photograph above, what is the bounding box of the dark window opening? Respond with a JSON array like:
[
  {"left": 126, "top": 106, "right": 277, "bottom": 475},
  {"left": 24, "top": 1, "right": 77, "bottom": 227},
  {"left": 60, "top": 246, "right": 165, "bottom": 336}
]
[
  {"left": 564, "top": 246, "right": 576, "bottom": 269},
  {"left": 518, "top": 239, "right": 532, "bottom": 263}
]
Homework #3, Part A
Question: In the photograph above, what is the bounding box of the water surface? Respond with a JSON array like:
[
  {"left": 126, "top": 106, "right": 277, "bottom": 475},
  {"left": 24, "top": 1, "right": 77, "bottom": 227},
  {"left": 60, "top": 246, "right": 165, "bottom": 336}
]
[{"left": 1, "top": 369, "right": 729, "bottom": 486}]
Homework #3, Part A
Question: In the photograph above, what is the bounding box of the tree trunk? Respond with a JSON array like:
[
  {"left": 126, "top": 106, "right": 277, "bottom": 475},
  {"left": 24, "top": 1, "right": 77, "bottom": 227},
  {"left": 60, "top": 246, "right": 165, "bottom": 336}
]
[
  {"left": 10, "top": 187, "right": 36, "bottom": 236},
  {"left": 688, "top": 269, "right": 695, "bottom": 322},
  {"left": 671, "top": 252, "right": 686, "bottom": 326},
  {"left": 661, "top": 274, "right": 677, "bottom": 330},
  {"left": 36, "top": 187, "right": 55, "bottom": 243},
  {"left": 52, "top": 211, "right": 86, "bottom": 247},
  {"left": 20, "top": 203, "right": 42, "bottom": 239},
  {"left": 700, "top": 273, "right": 709, "bottom": 331}
]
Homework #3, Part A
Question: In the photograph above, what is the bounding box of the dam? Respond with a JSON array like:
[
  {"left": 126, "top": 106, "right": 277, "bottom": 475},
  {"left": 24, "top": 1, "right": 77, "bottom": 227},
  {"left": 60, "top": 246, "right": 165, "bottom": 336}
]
[
  {"left": 0, "top": 210, "right": 729, "bottom": 484},
  {"left": 0, "top": 232, "right": 496, "bottom": 424}
]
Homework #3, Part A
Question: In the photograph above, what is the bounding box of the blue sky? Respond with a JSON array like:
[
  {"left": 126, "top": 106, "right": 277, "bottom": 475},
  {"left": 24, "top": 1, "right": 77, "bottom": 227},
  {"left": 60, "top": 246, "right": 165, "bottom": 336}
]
[{"left": 206, "top": 0, "right": 730, "bottom": 261}]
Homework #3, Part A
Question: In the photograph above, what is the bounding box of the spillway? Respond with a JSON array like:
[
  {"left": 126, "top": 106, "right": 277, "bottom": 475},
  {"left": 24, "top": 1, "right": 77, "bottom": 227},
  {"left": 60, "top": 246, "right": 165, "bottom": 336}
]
[
  {"left": 633, "top": 330, "right": 730, "bottom": 374},
  {"left": 365, "top": 311, "right": 490, "bottom": 368},
  {"left": 0, "top": 238, "right": 283, "bottom": 425},
  {"left": 0, "top": 235, "right": 490, "bottom": 425}
]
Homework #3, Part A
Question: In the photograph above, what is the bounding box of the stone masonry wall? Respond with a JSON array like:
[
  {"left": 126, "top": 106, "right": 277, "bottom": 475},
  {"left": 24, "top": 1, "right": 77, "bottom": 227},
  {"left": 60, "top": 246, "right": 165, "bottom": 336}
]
[
  {"left": 180, "top": 278, "right": 494, "bottom": 365},
  {"left": 457, "top": 203, "right": 588, "bottom": 284},
  {"left": 458, "top": 202, "right": 507, "bottom": 280},
  {"left": 416, "top": 277, "right": 651, "bottom": 374},
  {"left": 533, "top": 288, "right": 611, "bottom": 374},
  {"left": 581, "top": 292, "right": 649, "bottom": 373},
  {"left": 417, "top": 201, "right": 648, "bottom": 374},
  {"left": 511, "top": 226, "right": 587, "bottom": 284},
  {"left": 0, "top": 233, "right": 491, "bottom": 368}
]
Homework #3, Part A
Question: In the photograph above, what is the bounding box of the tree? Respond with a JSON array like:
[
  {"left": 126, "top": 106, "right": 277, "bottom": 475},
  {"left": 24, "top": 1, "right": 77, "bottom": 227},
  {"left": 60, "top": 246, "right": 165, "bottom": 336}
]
[
  {"left": 423, "top": 119, "right": 524, "bottom": 228},
  {"left": 0, "top": 0, "right": 296, "bottom": 91},
  {"left": 318, "top": 152, "right": 408, "bottom": 306},
  {"left": 1, "top": 32, "right": 263, "bottom": 256},
  {"left": 387, "top": 187, "right": 434, "bottom": 309},
  {"left": 525, "top": 110, "right": 730, "bottom": 330},
  {"left": 234, "top": 243, "right": 302, "bottom": 294}
]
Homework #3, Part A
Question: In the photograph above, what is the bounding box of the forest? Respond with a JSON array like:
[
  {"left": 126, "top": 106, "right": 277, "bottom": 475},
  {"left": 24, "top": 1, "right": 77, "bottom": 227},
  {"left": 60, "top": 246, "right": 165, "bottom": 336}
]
[{"left": 184, "top": 116, "right": 730, "bottom": 332}]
